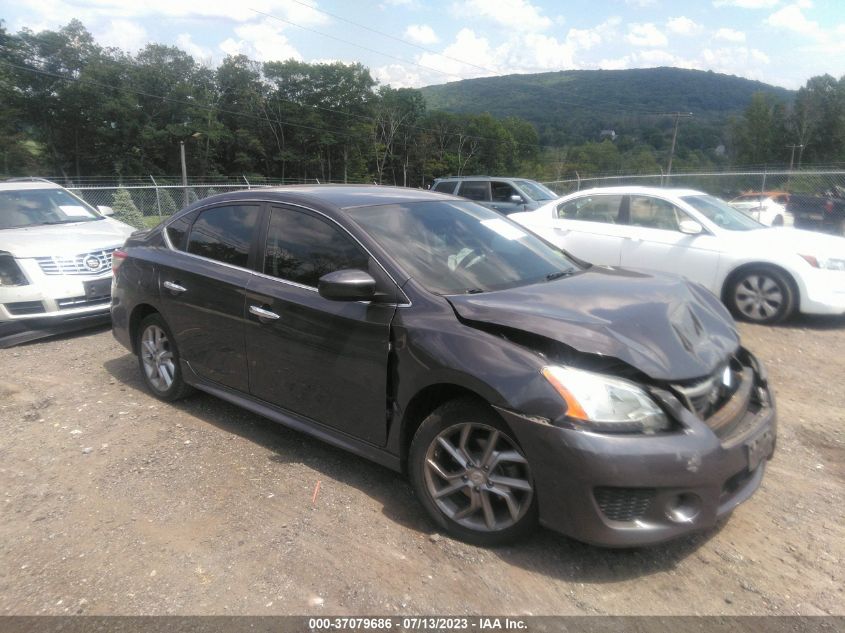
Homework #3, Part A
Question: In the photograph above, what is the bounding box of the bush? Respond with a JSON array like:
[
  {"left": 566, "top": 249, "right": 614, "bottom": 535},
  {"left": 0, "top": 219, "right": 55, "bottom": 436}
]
[{"left": 111, "top": 188, "right": 145, "bottom": 228}]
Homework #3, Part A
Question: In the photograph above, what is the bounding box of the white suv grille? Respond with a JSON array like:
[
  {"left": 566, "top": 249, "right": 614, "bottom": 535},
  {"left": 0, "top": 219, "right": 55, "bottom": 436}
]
[{"left": 35, "top": 248, "right": 116, "bottom": 276}]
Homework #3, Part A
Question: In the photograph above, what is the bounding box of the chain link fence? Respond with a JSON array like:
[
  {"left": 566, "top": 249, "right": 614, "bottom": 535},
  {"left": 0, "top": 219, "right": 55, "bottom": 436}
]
[
  {"left": 59, "top": 176, "right": 362, "bottom": 228},
  {"left": 541, "top": 170, "right": 845, "bottom": 200}
]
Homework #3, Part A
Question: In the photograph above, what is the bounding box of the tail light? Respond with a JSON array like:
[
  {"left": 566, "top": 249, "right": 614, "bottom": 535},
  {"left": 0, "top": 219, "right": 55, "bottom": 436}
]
[{"left": 112, "top": 249, "right": 128, "bottom": 276}]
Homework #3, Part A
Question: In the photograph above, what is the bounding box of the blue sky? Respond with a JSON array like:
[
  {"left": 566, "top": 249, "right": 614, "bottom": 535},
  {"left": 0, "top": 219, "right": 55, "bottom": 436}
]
[{"left": 4, "top": 0, "right": 844, "bottom": 89}]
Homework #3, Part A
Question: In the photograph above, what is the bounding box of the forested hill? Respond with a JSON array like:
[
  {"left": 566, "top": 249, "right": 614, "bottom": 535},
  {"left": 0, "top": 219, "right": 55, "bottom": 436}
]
[{"left": 420, "top": 67, "right": 796, "bottom": 145}]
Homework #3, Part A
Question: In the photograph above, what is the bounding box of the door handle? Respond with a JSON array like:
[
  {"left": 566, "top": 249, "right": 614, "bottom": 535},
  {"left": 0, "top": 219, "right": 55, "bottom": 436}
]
[
  {"left": 249, "top": 305, "right": 281, "bottom": 321},
  {"left": 163, "top": 281, "right": 187, "bottom": 294},
  {"left": 625, "top": 236, "right": 642, "bottom": 243}
]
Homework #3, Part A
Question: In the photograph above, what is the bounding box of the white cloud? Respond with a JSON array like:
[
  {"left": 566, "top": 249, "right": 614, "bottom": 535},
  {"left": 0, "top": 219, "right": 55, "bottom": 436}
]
[
  {"left": 220, "top": 19, "right": 301, "bottom": 61},
  {"left": 15, "top": 0, "right": 330, "bottom": 28},
  {"left": 417, "top": 28, "right": 496, "bottom": 80},
  {"left": 176, "top": 33, "right": 213, "bottom": 63},
  {"left": 666, "top": 17, "right": 702, "bottom": 36},
  {"left": 714, "top": 27, "right": 747, "bottom": 42},
  {"left": 625, "top": 0, "right": 657, "bottom": 6},
  {"left": 766, "top": 3, "right": 819, "bottom": 35},
  {"left": 625, "top": 23, "right": 668, "bottom": 47},
  {"left": 372, "top": 63, "right": 423, "bottom": 88},
  {"left": 713, "top": 0, "right": 780, "bottom": 7},
  {"left": 405, "top": 24, "right": 439, "bottom": 45},
  {"left": 450, "top": 0, "right": 553, "bottom": 32},
  {"left": 98, "top": 19, "right": 148, "bottom": 52}
]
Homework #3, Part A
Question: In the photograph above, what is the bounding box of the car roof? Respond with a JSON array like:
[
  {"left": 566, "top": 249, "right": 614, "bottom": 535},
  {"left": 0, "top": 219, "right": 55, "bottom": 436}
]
[
  {"left": 434, "top": 175, "right": 536, "bottom": 182},
  {"left": 0, "top": 181, "right": 64, "bottom": 191},
  {"left": 179, "top": 185, "right": 457, "bottom": 214},
  {"left": 564, "top": 186, "right": 705, "bottom": 197}
]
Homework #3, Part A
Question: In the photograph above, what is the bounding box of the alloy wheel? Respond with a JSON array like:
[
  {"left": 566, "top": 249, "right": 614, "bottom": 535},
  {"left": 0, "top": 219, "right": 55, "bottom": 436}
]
[
  {"left": 423, "top": 423, "right": 533, "bottom": 532},
  {"left": 140, "top": 324, "right": 176, "bottom": 392}
]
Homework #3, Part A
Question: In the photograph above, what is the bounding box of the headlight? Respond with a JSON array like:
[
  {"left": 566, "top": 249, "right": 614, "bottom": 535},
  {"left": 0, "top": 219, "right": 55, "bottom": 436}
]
[
  {"left": 541, "top": 365, "right": 670, "bottom": 434},
  {"left": 0, "top": 254, "right": 28, "bottom": 286},
  {"left": 800, "top": 254, "right": 845, "bottom": 271}
]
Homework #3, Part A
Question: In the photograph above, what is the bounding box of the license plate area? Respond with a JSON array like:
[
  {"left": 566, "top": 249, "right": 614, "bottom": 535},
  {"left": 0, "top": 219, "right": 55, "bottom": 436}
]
[
  {"left": 746, "top": 428, "right": 775, "bottom": 472},
  {"left": 83, "top": 277, "right": 112, "bottom": 300}
]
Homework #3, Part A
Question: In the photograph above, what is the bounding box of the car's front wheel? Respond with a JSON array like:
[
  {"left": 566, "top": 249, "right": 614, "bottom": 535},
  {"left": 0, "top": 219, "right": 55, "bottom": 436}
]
[
  {"left": 726, "top": 267, "right": 795, "bottom": 324},
  {"left": 137, "top": 313, "right": 193, "bottom": 401},
  {"left": 409, "top": 398, "right": 537, "bottom": 546}
]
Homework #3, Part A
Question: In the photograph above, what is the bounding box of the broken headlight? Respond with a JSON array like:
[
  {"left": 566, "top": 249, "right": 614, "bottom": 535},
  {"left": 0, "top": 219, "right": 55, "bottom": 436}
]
[{"left": 541, "top": 365, "right": 670, "bottom": 434}]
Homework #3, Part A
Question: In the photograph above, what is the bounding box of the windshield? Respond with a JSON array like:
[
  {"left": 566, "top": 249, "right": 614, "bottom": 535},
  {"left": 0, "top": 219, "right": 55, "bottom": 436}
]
[
  {"left": 515, "top": 180, "right": 558, "bottom": 201},
  {"left": 682, "top": 195, "right": 764, "bottom": 231},
  {"left": 346, "top": 200, "right": 581, "bottom": 294},
  {"left": 0, "top": 188, "right": 103, "bottom": 229}
]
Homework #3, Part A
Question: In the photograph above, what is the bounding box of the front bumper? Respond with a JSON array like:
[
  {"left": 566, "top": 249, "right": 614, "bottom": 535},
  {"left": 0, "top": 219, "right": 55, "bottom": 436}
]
[
  {"left": 497, "top": 353, "right": 776, "bottom": 547},
  {"left": 0, "top": 262, "right": 114, "bottom": 347},
  {"left": 797, "top": 267, "right": 845, "bottom": 315}
]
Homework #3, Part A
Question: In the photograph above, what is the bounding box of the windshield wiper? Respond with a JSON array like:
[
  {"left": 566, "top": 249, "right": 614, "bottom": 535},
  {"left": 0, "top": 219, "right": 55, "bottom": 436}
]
[{"left": 545, "top": 270, "right": 577, "bottom": 281}]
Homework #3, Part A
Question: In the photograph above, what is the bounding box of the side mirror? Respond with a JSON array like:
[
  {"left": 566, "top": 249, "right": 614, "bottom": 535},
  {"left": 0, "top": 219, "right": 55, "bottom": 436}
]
[
  {"left": 678, "top": 219, "right": 703, "bottom": 235},
  {"left": 97, "top": 205, "right": 115, "bottom": 217},
  {"left": 509, "top": 194, "right": 524, "bottom": 203},
  {"left": 318, "top": 269, "right": 376, "bottom": 302}
]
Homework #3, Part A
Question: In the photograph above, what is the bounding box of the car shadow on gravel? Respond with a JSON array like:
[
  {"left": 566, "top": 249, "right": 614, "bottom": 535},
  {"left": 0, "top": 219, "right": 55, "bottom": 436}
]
[
  {"left": 104, "top": 352, "right": 724, "bottom": 583},
  {"left": 777, "top": 314, "right": 845, "bottom": 330}
]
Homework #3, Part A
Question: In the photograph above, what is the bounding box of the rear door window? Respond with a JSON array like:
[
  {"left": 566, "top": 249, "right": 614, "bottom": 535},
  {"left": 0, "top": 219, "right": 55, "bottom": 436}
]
[
  {"left": 186, "top": 205, "right": 261, "bottom": 268},
  {"left": 457, "top": 181, "right": 491, "bottom": 202},
  {"left": 433, "top": 181, "right": 457, "bottom": 194},
  {"left": 556, "top": 195, "right": 623, "bottom": 224}
]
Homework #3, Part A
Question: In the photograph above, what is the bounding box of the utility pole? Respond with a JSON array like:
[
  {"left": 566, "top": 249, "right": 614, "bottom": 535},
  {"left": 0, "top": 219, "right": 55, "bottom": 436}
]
[
  {"left": 786, "top": 144, "right": 804, "bottom": 170},
  {"left": 180, "top": 140, "right": 188, "bottom": 208},
  {"left": 664, "top": 112, "right": 693, "bottom": 178}
]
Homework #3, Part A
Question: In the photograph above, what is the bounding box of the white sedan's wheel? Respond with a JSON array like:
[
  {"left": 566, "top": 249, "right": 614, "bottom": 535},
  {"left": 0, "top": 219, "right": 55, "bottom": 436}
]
[{"left": 728, "top": 268, "right": 795, "bottom": 324}]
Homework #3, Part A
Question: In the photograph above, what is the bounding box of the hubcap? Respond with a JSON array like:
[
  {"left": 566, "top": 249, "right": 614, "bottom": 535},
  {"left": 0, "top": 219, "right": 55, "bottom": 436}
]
[
  {"left": 140, "top": 325, "right": 175, "bottom": 392},
  {"left": 424, "top": 423, "right": 533, "bottom": 532},
  {"left": 734, "top": 274, "right": 783, "bottom": 321}
]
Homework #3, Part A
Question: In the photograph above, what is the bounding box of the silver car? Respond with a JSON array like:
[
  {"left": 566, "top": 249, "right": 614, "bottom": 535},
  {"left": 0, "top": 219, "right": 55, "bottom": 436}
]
[{"left": 0, "top": 179, "right": 136, "bottom": 346}]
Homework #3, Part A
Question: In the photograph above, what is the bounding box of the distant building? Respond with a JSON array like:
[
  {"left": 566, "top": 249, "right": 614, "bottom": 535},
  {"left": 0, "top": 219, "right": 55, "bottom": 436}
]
[{"left": 599, "top": 130, "right": 617, "bottom": 141}]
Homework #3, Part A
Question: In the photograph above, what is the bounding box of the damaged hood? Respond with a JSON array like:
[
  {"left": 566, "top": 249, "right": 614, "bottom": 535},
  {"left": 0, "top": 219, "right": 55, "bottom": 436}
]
[{"left": 447, "top": 266, "right": 739, "bottom": 382}]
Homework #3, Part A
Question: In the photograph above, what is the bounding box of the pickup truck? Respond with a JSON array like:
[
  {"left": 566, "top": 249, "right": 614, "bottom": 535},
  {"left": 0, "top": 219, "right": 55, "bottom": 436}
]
[{"left": 786, "top": 189, "right": 845, "bottom": 235}]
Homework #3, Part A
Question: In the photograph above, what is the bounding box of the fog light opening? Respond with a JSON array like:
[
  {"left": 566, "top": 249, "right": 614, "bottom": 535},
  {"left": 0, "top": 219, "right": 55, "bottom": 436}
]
[{"left": 665, "top": 493, "right": 702, "bottom": 524}]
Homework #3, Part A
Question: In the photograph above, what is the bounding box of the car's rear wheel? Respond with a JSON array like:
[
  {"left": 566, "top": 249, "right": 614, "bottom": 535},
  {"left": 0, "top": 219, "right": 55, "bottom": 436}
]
[
  {"left": 727, "top": 267, "right": 795, "bottom": 324},
  {"left": 409, "top": 398, "right": 537, "bottom": 546},
  {"left": 137, "top": 313, "right": 193, "bottom": 401}
]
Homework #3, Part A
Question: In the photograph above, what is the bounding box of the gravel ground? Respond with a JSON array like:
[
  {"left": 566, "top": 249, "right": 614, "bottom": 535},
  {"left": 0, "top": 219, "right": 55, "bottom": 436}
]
[{"left": 0, "top": 317, "right": 843, "bottom": 616}]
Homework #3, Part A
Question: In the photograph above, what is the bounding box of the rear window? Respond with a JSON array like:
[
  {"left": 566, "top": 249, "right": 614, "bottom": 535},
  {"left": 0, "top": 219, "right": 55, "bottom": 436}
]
[
  {"left": 433, "top": 181, "right": 456, "bottom": 194},
  {"left": 186, "top": 205, "right": 261, "bottom": 267}
]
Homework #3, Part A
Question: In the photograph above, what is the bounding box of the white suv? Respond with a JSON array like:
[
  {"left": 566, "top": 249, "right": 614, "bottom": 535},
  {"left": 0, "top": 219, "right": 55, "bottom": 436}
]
[{"left": 0, "top": 179, "right": 136, "bottom": 346}]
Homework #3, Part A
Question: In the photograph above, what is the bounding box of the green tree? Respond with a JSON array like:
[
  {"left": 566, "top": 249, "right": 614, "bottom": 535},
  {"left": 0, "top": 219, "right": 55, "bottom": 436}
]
[{"left": 112, "top": 188, "right": 144, "bottom": 227}]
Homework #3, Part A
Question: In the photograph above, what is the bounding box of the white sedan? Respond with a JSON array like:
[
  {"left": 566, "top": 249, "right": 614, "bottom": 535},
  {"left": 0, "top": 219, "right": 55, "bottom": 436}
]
[
  {"left": 728, "top": 192, "right": 794, "bottom": 227},
  {"left": 510, "top": 186, "right": 845, "bottom": 324}
]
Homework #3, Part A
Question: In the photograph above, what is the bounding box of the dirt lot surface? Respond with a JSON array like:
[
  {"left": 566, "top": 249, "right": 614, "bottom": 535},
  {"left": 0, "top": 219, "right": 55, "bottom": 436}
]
[{"left": 0, "top": 317, "right": 843, "bottom": 616}]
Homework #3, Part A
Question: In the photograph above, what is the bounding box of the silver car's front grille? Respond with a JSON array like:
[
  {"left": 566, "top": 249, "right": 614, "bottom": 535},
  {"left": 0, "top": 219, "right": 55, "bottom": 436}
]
[{"left": 35, "top": 248, "right": 116, "bottom": 276}]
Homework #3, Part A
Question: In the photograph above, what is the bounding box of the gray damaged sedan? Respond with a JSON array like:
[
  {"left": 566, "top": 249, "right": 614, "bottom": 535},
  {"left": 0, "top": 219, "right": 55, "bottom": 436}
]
[{"left": 111, "top": 186, "right": 776, "bottom": 547}]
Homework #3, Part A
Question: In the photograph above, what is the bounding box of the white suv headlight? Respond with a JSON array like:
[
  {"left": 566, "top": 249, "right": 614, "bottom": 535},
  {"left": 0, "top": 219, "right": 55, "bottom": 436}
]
[
  {"left": 0, "top": 254, "right": 29, "bottom": 286},
  {"left": 541, "top": 365, "right": 670, "bottom": 434}
]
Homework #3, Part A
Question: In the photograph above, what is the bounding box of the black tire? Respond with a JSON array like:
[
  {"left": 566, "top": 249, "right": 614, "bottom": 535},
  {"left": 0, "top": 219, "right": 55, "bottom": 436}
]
[
  {"left": 409, "top": 397, "right": 537, "bottom": 546},
  {"left": 772, "top": 215, "right": 784, "bottom": 227},
  {"left": 136, "top": 313, "right": 194, "bottom": 401},
  {"left": 726, "top": 267, "right": 796, "bottom": 325}
]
